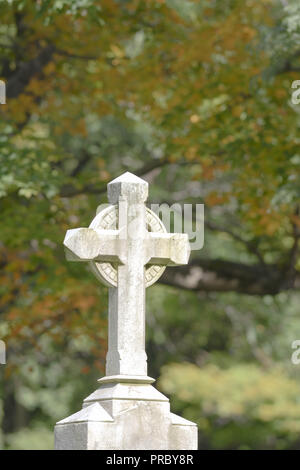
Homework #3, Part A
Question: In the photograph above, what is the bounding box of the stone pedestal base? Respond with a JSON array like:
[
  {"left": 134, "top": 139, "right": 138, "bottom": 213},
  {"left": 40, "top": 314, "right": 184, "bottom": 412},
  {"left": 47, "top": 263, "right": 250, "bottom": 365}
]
[{"left": 55, "top": 379, "right": 197, "bottom": 450}]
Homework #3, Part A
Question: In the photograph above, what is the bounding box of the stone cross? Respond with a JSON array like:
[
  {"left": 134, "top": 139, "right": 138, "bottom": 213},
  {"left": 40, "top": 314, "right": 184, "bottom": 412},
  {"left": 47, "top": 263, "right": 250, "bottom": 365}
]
[
  {"left": 64, "top": 172, "right": 190, "bottom": 383},
  {"left": 55, "top": 171, "right": 198, "bottom": 450}
]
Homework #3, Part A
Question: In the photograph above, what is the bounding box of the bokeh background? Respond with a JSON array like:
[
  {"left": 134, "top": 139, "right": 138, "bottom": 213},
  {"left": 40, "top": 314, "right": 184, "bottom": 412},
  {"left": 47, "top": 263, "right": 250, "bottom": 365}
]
[{"left": 1, "top": 0, "right": 300, "bottom": 450}]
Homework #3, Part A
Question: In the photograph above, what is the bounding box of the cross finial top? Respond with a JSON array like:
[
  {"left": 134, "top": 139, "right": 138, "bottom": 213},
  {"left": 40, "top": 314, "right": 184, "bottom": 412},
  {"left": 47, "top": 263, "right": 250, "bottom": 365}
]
[{"left": 108, "top": 171, "right": 148, "bottom": 203}]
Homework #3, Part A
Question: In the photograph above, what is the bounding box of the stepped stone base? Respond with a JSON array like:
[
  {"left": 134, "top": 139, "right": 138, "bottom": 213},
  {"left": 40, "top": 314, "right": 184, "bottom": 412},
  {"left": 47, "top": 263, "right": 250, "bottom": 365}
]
[{"left": 55, "top": 380, "right": 197, "bottom": 450}]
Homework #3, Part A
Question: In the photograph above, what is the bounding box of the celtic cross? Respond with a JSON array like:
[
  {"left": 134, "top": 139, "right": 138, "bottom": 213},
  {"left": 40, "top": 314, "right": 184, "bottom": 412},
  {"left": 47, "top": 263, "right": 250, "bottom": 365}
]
[{"left": 64, "top": 172, "right": 190, "bottom": 383}]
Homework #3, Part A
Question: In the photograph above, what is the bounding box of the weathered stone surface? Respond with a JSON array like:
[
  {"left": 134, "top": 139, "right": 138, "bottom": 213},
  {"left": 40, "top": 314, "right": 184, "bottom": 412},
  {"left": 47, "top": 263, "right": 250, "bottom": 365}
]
[
  {"left": 55, "top": 172, "right": 198, "bottom": 450},
  {"left": 55, "top": 384, "right": 197, "bottom": 450}
]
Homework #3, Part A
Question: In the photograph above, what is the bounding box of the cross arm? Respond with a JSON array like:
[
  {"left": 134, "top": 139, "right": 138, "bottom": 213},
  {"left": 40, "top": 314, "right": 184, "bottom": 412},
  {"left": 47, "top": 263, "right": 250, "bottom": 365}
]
[
  {"left": 64, "top": 228, "right": 122, "bottom": 263},
  {"left": 147, "top": 232, "right": 190, "bottom": 266}
]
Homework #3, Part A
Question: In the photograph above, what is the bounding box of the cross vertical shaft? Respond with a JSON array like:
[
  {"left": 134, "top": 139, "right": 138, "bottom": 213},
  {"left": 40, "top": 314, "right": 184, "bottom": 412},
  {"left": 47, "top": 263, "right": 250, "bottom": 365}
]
[{"left": 105, "top": 174, "right": 149, "bottom": 379}]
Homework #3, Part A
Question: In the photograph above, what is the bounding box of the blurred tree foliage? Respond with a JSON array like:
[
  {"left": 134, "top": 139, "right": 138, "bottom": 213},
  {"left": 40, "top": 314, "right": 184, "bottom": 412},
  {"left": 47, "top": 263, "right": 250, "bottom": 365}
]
[
  {"left": 0, "top": 0, "right": 300, "bottom": 449},
  {"left": 159, "top": 360, "right": 300, "bottom": 450}
]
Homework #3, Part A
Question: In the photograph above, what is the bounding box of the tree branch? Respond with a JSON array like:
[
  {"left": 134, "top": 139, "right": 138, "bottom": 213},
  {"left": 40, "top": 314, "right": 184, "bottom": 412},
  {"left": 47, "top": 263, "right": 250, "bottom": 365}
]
[
  {"left": 159, "top": 257, "right": 300, "bottom": 295},
  {"left": 70, "top": 150, "right": 92, "bottom": 177},
  {"left": 54, "top": 48, "right": 99, "bottom": 61},
  {"left": 60, "top": 158, "right": 170, "bottom": 197},
  {"left": 5, "top": 44, "right": 55, "bottom": 99}
]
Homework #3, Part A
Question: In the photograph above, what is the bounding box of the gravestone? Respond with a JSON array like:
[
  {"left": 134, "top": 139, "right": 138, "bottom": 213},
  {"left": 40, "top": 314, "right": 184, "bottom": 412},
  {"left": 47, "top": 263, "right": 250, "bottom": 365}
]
[{"left": 55, "top": 172, "right": 198, "bottom": 450}]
